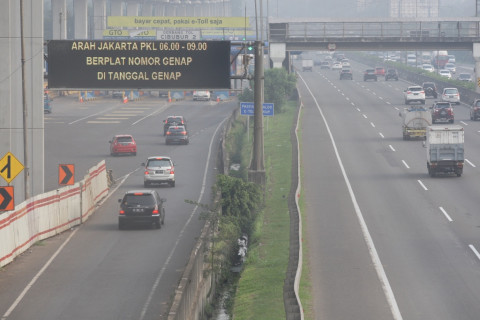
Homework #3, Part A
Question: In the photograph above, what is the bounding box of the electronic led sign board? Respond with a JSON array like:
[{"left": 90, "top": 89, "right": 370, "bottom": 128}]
[{"left": 47, "top": 40, "right": 231, "bottom": 89}]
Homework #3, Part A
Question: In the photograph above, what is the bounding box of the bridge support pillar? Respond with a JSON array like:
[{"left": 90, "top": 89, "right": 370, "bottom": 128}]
[
  {"left": 474, "top": 43, "right": 480, "bottom": 93},
  {"left": 269, "top": 43, "right": 286, "bottom": 69}
]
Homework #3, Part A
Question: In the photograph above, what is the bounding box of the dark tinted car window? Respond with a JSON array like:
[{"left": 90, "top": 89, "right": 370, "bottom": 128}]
[
  {"left": 116, "top": 136, "right": 133, "bottom": 143},
  {"left": 123, "top": 194, "right": 155, "bottom": 206},
  {"left": 167, "top": 117, "right": 183, "bottom": 123},
  {"left": 476, "top": 100, "right": 480, "bottom": 107},
  {"left": 168, "top": 127, "right": 186, "bottom": 133},
  {"left": 434, "top": 103, "right": 451, "bottom": 109},
  {"left": 147, "top": 159, "right": 171, "bottom": 167}
]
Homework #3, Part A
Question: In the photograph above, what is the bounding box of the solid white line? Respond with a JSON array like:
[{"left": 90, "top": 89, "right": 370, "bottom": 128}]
[
  {"left": 131, "top": 103, "right": 169, "bottom": 126},
  {"left": 465, "top": 159, "right": 476, "bottom": 168},
  {"left": 69, "top": 105, "right": 118, "bottom": 124},
  {"left": 418, "top": 180, "right": 428, "bottom": 191},
  {"left": 469, "top": 245, "right": 480, "bottom": 261},
  {"left": 402, "top": 160, "right": 410, "bottom": 169},
  {"left": 370, "top": 122, "right": 376, "bottom": 128},
  {"left": 299, "top": 75, "right": 404, "bottom": 320},
  {"left": 139, "top": 117, "right": 228, "bottom": 320},
  {"left": 439, "top": 207, "right": 453, "bottom": 222},
  {"left": 1, "top": 229, "right": 80, "bottom": 319},
  {"left": 389, "top": 145, "right": 396, "bottom": 152},
  {"left": 379, "top": 132, "right": 385, "bottom": 138}
]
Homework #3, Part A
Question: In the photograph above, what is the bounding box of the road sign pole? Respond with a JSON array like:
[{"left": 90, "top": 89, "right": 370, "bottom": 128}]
[{"left": 248, "top": 40, "right": 266, "bottom": 187}]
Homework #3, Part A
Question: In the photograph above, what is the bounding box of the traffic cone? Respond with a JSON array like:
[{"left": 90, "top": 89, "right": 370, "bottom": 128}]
[
  {"left": 79, "top": 94, "right": 83, "bottom": 102},
  {"left": 216, "top": 96, "right": 220, "bottom": 102},
  {"left": 123, "top": 95, "right": 128, "bottom": 104}
]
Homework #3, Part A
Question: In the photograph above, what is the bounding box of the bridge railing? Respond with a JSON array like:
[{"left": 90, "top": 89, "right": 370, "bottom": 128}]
[{"left": 269, "top": 20, "right": 480, "bottom": 42}]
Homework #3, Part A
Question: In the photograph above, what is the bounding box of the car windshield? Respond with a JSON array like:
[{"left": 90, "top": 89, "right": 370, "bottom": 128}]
[
  {"left": 444, "top": 89, "right": 458, "bottom": 94},
  {"left": 123, "top": 194, "right": 155, "bottom": 206},
  {"left": 168, "top": 127, "right": 186, "bottom": 134},
  {"left": 116, "top": 137, "right": 132, "bottom": 143},
  {"left": 476, "top": 101, "right": 480, "bottom": 107},
  {"left": 147, "top": 159, "right": 171, "bottom": 167},
  {"left": 459, "top": 74, "right": 470, "bottom": 79},
  {"left": 409, "top": 87, "right": 422, "bottom": 92},
  {"left": 435, "top": 103, "right": 450, "bottom": 109},
  {"left": 423, "top": 83, "right": 435, "bottom": 88},
  {"left": 167, "top": 117, "right": 183, "bottom": 123}
]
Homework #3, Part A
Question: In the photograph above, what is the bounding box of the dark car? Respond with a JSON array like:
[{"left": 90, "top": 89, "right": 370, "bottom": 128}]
[
  {"left": 385, "top": 68, "right": 399, "bottom": 81},
  {"left": 363, "top": 69, "right": 377, "bottom": 81},
  {"left": 422, "top": 82, "right": 438, "bottom": 99},
  {"left": 339, "top": 68, "right": 353, "bottom": 80},
  {"left": 118, "top": 189, "right": 166, "bottom": 229},
  {"left": 165, "top": 125, "right": 189, "bottom": 145},
  {"left": 163, "top": 116, "right": 187, "bottom": 135},
  {"left": 470, "top": 99, "right": 480, "bottom": 121},
  {"left": 431, "top": 101, "right": 454, "bottom": 124},
  {"left": 109, "top": 134, "right": 137, "bottom": 156}
]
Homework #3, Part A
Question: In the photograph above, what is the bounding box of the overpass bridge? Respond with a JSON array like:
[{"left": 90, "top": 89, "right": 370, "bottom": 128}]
[{"left": 268, "top": 18, "right": 480, "bottom": 88}]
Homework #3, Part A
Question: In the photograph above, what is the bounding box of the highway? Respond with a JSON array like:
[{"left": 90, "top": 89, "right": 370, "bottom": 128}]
[
  {"left": 298, "top": 60, "right": 480, "bottom": 320},
  {"left": 0, "top": 94, "right": 237, "bottom": 320}
]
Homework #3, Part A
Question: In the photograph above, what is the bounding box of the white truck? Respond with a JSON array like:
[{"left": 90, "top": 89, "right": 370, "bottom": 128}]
[
  {"left": 302, "top": 59, "right": 314, "bottom": 72},
  {"left": 426, "top": 125, "right": 464, "bottom": 177},
  {"left": 401, "top": 106, "right": 432, "bottom": 140}
]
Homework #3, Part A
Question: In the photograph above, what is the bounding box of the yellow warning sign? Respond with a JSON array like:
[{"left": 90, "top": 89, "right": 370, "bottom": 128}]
[{"left": 0, "top": 152, "right": 24, "bottom": 184}]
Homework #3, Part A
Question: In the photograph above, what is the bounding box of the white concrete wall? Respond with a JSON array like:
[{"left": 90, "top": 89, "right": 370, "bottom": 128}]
[
  {"left": 0, "top": 161, "right": 108, "bottom": 267},
  {"left": 74, "top": 0, "right": 88, "bottom": 39}
]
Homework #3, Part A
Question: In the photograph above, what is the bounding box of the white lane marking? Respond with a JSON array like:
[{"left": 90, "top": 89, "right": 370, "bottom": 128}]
[
  {"left": 69, "top": 105, "right": 118, "bottom": 124},
  {"left": 418, "top": 180, "right": 428, "bottom": 191},
  {"left": 386, "top": 101, "right": 391, "bottom": 105},
  {"left": 379, "top": 96, "right": 384, "bottom": 100},
  {"left": 1, "top": 229, "right": 80, "bottom": 319},
  {"left": 346, "top": 97, "right": 350, "bottom": 101},
  {"left": 389, "top": 145, "right": 396, "bottom": 152},
  {"left": 351, "top": 102, "right": 355, "bottom": 106},
  {"left": 131, "top": 103, "right": 169, "bottom": 126},
  {"left": 299, "top": 74, "right": 404, "bottom": 320},
  {"left": 469, "top": 245, "right": 480, "bottom": 261},
  {"left": 356, "top": 108, "right": 361, "bottom": 112},
  {"left": 87, "top": 121, "right": 121, "bottom": 124},
  {"left": 402, "top": 160, "right": 410, "bottom": 169},
  {"left": 439, "top": 207, "right": 453, "bottom": 222},
  {"left": 363, "top": 114, "right": 368, "bottom": 119},
  {"left": 139, "top": 117, "right": 228, "bottom": 320},
  {"left": 465, "top": 159, "right": 476, "bottom": 167},
  {"left": 460, "top": 121, "right": 468, "bottom": 126},
  {"left": 370, "top": 122, "right": 376, "bottom": 128},
  {"left": 394, "top": 107, "right": 400, "bottom": 111},
  {"left": 379, "top": 132, "right": 385, "bottom": 138}
]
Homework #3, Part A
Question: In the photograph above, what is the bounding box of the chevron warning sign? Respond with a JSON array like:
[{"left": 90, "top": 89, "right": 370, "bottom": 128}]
[
  {"left": 59, "top": 164, "right": 74, "bottom": 185},
  {"left": 0, "top": 186, "right": 14, "bottom": 211}
]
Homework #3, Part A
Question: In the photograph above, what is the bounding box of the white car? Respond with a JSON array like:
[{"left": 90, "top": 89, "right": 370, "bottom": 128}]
[
  {"left": 404, "top": 86, "right": 425, "bottom": 105},
  {"left": 439, "top": 69, "right": 452, "bottom": 79},
  {"left": 441, "top": 87, "right": 460, "bottom": 105},
  {"left": 422, "top": 64, "right": 435, "bottom": 72},
  {"left": 444, "top": 63, "right": 456, "bottom": 74},
  {"left": 193, "top": 90, "right": 211, "bottom": 101},
  {"left": 142, "top": 156, "right": 175, "bottom": 187},
  {"left": 331, "top": 62, "right": 342, "bottom": 70},
  {"left": 341, "top": 59, "right": 350, "bottom": 67}
]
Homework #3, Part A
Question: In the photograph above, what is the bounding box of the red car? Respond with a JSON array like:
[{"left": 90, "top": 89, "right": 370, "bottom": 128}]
[
  {"left": 109, "top": 134, "right": 137, "bottom": 156},
  {"left": 374, "top": 67, "right": 386, "bottom": 77}
]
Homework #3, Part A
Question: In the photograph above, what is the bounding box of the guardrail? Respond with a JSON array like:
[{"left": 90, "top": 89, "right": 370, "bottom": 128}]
[{"left": 0, "top": 161, "right": 108, "bottom": 267}]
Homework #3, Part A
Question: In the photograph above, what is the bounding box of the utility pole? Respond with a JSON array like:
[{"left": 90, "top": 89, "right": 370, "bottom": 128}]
[
  {"left": 20, "top": 0, "right": 30, "bottom": 200},
  {"left": 248, "top": 40, "right": 266, "bottom": 186}
]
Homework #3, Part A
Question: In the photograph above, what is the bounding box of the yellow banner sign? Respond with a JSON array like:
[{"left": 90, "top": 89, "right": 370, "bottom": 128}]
[{"left": 107, "top": 16, "right": 249, "bottom": 29}]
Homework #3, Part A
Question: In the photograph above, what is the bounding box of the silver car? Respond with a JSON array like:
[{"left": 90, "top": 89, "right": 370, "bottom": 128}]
[
  {"left": 441, "top": 88, "right": 460, "bottom": 105},
  {"left": 142, "top": 156, "right": 175, "bottom": 187}
]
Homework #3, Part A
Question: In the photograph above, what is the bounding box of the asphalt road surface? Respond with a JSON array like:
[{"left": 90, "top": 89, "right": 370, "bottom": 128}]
[
  {"left": 298, "top": 60, "right": 480, "bottom": 320},
  {"left": 0, "top": 94, "right": 237, "bottom": 320}
]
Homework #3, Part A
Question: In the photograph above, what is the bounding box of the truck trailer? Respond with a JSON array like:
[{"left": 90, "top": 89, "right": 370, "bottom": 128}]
[
  {"left": 426, "top": 125, "right": 464, "bottom": 177},
  {"left": 401, "top": 106, "right": 432, "bottom": 140}
]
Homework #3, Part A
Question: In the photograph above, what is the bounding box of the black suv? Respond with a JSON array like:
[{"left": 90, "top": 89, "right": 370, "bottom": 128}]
[
  {"left": 363, "top": 69, "right": 377, "bottom": 81},
  {"left": 385, "top": 68, "right": 399, "bottom": 81},
  {"left": 431, "top": 101, "right": 454, "bottom": 124},
  {"left": 163, "top": 116, "right": 187, "bottom": 135},
  {"left": 422, "top": 82, "right": 438, "bottom": 98},
  {"left": 339, "top": 68, "right": 353, "bottom": 80},
  {"left": 165, "top": 125, "right": 189, "bottom": 145},
  {"left": 118, "top": 190, "right": 166, "bottom": 229}
]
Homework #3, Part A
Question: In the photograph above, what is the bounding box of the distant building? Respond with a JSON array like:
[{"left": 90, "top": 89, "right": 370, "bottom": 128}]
[
  {"left": 356, "top": 0, "right": 439, "bottom": 18},
  {"left": 390, "top": 0, "right": 439, "bottom": 18}
]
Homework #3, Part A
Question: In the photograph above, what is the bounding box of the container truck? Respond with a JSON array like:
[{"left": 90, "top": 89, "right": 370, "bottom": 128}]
[
  {"left": 426, "top": 125, "right": 464, "bottom": 177},
  {"left": 302, "top": 59, "right": 314, "bottom": 72},
  {"left": 401, "top": 106, "right": 432, "bottom": 140}
]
